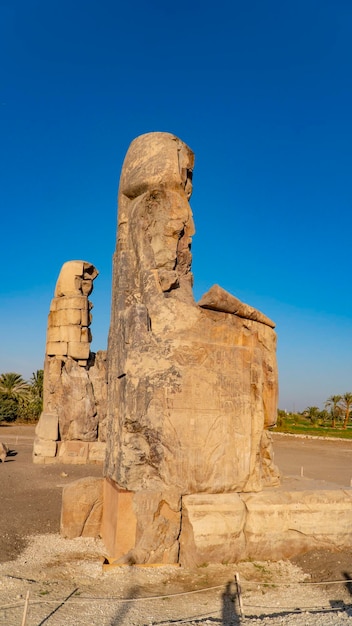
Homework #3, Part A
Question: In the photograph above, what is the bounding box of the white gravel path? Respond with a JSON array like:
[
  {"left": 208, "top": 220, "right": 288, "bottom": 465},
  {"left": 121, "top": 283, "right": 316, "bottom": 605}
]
[{"left": 1, "top": 534, "right": 352, "bottom": 625}]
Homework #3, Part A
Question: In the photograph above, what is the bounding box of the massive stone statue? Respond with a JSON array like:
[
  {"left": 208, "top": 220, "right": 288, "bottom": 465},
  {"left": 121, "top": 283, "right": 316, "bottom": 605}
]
[
  {"left": 33, "top": 261, "right": 107, "bottom": 464},
  {"left": 58, "top": 133, "right": 352, "bottom": 567},
  {"left": 102, "top": 132, "right": 279, "bottom": 562}
]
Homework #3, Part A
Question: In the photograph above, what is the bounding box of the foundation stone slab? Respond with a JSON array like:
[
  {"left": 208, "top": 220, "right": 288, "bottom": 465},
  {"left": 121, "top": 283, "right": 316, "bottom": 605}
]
[
  {"left": 88, "top": 442, "right": 106, "bottom": 463},
  {"left": 33, "top": 437, "right": 57, "bottom": 458},
  {"left": 243, "top": 489, "right": 352, "bottom": 560},
  {"left": 58, "top": 440, "right": 89, "bottom": 464},
  {"left": 61, "top": 477, "right": 104, "bottom": 539},
  {"left": 35, "top": 412, "right": 59, "bottom": 441},
  {"left": 179, "top": 493, "right": 247, "bottom": 567}
]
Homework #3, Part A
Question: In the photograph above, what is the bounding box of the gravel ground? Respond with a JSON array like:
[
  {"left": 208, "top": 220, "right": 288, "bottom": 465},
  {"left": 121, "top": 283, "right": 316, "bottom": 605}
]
[{"left": 0, "top": 534, "right": 352, "bottom": 625}]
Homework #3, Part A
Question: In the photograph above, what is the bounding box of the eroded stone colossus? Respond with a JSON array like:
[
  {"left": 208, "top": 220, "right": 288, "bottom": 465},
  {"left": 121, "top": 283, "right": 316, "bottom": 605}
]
[
  {"left": 103, "top": 132, "right": 280, "bottom": 563},
  {"left": 33, "top": 261, "right": 108, "bottom": 464}
]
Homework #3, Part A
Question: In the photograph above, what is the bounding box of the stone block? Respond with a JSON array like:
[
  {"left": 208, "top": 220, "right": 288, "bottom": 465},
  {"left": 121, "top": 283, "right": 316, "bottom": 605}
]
[
  {"left": 101, "top": 479, "right": 137, "bottom": 559},
  {"left": 46, "top": 326, "right": 61, "bottom": 343},
  {"left": 54, "top": 296, "right": 88, "bottom": 311},
  {"left": 58, "top": 440, "right": 89, "bottom": 464},
  {"left": 33, "top": 437, "right": 57, "bottom": 458},
  {"left": 80, "top": 309, "right": 90, "bottom": 326},
  {"left": 88, "top": 442, "right": 106, "bottom": 463},
  {"left": 35, "top": 412, "right": 59, "bottom": 441},
  {"left": 46, "top": 341, "right": 68, "bottom": 356},
  {"left": 179, "top": 493, "right": 247, "bottom": 567},
  {"left": 61, "top": 477, "right": 104, "bottom": 539},
  {"left": 32, "top": 455, "right": 46, "bottom": 464},
  {"left": 243, "top": 489, "right": 352, "bottom": 560},
  {"left": 59, "top": 325, "right": 81, "bottom": 343},
  {"left": 49, "top": 309, "right": 81, "bottom": 327},
  {"left": 67, "top": 341, "right": 90, "bottom": 360},
  {"left": 80, "top": 327, "right": 92, "bottom": 343},
  {"left": 131, "top": 490, "right": 181, "bottom": 564},
  {"left": 33, "top": 456, "right": 59, "bottom": 464}
]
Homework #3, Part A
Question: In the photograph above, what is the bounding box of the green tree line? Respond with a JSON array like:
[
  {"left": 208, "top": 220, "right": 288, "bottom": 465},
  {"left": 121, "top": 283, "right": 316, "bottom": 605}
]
[
  {"left": 279, "top": 392, "right": 352, "bottom": 430},
  {"left": 0, "top": 371, "right": 43, "bottom": 423}
]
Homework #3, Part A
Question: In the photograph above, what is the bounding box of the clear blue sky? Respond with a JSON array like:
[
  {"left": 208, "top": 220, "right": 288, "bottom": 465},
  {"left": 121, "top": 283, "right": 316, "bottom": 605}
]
[{"left": 1, "top": 0, "right": 352, "bottom": 411}]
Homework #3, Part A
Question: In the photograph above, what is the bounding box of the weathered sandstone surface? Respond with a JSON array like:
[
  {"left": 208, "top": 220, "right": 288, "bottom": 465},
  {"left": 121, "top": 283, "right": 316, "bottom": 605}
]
[
  {"left": 33, "top": 261, "right": 108, "bottom": 464},
  {"left": 102, "top": 132, "right": 280, "bottom": 562},
  {"left": 61, "top": 477, "right": 104, "bottom": 539},
  {"left": 179, "top": 489, "right": 352, "bottom": 566},
  {"left": 56, "top": 132, "right": 352, "bottom": 568}
]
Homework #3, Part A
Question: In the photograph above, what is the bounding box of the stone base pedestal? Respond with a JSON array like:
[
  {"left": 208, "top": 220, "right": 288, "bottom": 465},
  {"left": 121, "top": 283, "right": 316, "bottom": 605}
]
[
  {"left": 179, "top": 489, "right": 352, "bottom": 567},
  {"left": 61, "top": 477, "right": 103, "bottom": 538},
  {"left": 100, "top": 479, "right": 181, "bottom": 565},
  {"left": 101, "top": 479, "right": 137, "bottom": 560},
  {"left": 33, "top": 440, "right": 106, "bottom": 464},
  {"left": 61, "top": 483, "right": 352, "bottom": 566}
]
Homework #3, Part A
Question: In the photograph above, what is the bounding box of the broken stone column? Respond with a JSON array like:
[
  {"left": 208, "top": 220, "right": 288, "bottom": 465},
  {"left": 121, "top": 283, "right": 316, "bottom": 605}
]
[
  {"left": 102, "top": 132, "right": 280, "bottom": 563},
  {"left": 33, "top": 261, "right": 107, "bottom": 464}
]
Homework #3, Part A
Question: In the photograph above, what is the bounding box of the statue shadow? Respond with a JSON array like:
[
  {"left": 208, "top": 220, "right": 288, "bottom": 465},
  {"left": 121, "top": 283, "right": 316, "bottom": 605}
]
[
  {"left": 327, "top": 572, "right": 352, "bottom": 616},
  {"left": 221, "top": 580, "right": 241, "bottom": 625},
  {"left": 343, "top": 571, "right": 352, "bottom": 596},
  {"left": 109, "top": 585, "right": 140, "bottom": 625}
]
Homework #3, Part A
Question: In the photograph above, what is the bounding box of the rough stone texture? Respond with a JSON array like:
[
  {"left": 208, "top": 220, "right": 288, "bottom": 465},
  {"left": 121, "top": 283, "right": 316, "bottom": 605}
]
[
  {"left": 101, "top": 480, "right": 137, "bottom": 559},
  {"left": 88, "top": 442, "right": 107, "bottom": 463},
  {"left": 179, "top": 493, "right": 247, "bottom": 567},
  {"left": 58, "top": 440, "right": 89, "bottom": 464},
  {"left": 179, "top": 489, "right": 352, "bottom": 565},
  {"left": 33, "top": 261, "right": 108, "bottom": 464},
  {"left": 60, "top": 477, "right": 103, "bottom": 538},
  {"left": 242, "top": 488, "right": 352, "bottom": 560},
  {"left": 47, "top": 358, "right": 98, "bottom": 441},
  {"left": 101, "top": 479, "right": 181, "bottom": 565},
  {"left": 198, "top": 284, "right": 275, "bottom": 327},
  {"left": 103, "top": 132, "right": 279, "bottom": 561},
  {"left": 35, "top": 412, "right": 58, "bottom": 441},
  {"left": 33, "top": 437, "right": 57, "bottom": 458},
  {"left": 87, "top": 351, "right": 108, "bottom": 442}
]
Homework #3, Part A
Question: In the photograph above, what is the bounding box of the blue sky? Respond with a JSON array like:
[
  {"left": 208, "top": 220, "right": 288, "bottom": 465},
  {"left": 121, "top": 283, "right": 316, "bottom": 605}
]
[{"left": 1, "top": 0, "right": 352, "bottom": 411}]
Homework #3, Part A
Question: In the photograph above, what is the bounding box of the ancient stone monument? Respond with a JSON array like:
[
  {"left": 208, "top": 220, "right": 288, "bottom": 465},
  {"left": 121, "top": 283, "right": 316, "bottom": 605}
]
[
  {"left": 33, "top": 261, "right": 107, "bottom": 464},
  {"left": 57, "top": 133, "right": 352, "bottom": 565},
  {"left": 101, "top": 132, "right": 280, "bottom": 563}
]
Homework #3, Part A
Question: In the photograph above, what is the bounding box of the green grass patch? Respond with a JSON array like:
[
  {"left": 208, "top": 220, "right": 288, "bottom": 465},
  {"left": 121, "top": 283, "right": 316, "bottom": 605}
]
[{"left": 274, "top": 414, "right": 352, "bottom": 439}]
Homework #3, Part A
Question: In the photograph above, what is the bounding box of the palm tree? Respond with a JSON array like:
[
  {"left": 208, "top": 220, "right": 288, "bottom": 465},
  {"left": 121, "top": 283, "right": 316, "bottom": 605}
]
[
  {"left": 341, "top": 392, "right": 352, "bottom": 429},
  {"left": 29, "top": 370, "right": 43, "bottom": 400},
  {"left": 325, "top": 395, "right": 342, "bottom": 428},
  {"left": 304, "top": 406, "right": 320, "bottom": 424},
  {"left": 0, "top": 372, "right": 29, "bottom": 401},
  {"left": 0, "top": 372, "right": 30, "bottom": 422}
]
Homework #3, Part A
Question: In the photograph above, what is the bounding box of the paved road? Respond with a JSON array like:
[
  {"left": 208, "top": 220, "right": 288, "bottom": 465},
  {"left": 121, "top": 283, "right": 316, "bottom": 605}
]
[{"left": 272, "top": 433, "right": 352, "bottom": 488}]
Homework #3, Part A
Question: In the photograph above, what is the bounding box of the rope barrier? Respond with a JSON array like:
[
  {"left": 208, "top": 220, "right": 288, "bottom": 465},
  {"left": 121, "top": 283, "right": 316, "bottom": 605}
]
[
  {"left": 240, "top": 577, "right": 352, "bottom": 587},
  {"left": 0, "top": 574, "right": 351, "bottom": 617}
]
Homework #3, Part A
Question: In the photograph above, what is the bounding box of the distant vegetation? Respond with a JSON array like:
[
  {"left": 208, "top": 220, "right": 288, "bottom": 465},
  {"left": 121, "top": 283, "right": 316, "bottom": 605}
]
[
  {"left": 276, "top": 393, "right": 352, "bottom": 439},
  {"left": 0, "top": 371, "right": 43, "bottom": 423},
  {"left": 1, "top": 370, "right": 351, "bottom": 439}
]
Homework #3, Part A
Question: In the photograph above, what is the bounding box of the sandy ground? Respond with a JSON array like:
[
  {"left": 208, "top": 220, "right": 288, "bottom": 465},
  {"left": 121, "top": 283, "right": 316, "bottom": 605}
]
[
  {"left": 0, "top": 424, "right": 101, "bottom": 562},
  {"left": 0, "top": 425, "right": 352, "bottom": 625}
]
